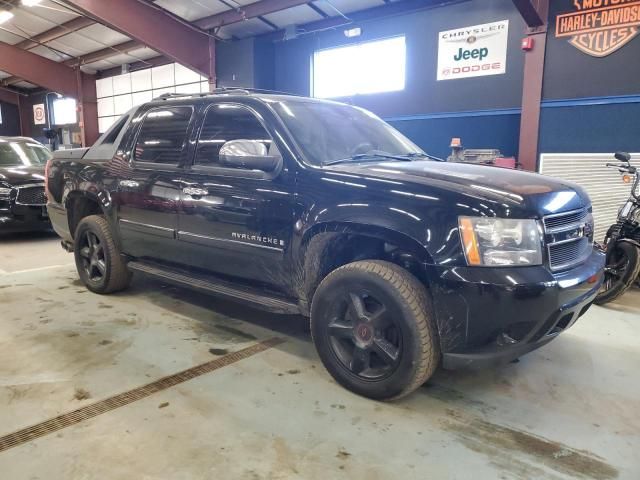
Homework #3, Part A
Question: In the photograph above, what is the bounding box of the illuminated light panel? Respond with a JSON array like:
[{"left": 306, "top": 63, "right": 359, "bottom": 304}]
[{"left": 313, "top": 36, "right": 406, "bottom": 99}]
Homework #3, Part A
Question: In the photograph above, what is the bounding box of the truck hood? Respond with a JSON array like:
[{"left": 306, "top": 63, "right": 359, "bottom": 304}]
[
  {"left": 331, "top": 160, "right": 590, "bottom": 217},
  {"left": 0, "top": 165, "right": 46, "bottom": 186}
]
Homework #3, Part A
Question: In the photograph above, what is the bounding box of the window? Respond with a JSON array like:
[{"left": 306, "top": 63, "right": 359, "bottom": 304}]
[
  {"left": 100, "top": 114, "right": 129, "bottom": 145},
  {"left": 53, "top": 97, "right": 77, "bottom": 125},
  {"left": 0, "top": 141, "right": 52, "bottom": 167},
  {"left": 312, "top": 36, "right": 406, "bottom": 99},
  {"left": 272, "top": 100, "right": 421, "bottom": 166},
  {"left": 134, "top": 106, "right": 193, "bottom": 165},
  {"left": 195, "top": 104, "right": 276, "bottom": 167}
]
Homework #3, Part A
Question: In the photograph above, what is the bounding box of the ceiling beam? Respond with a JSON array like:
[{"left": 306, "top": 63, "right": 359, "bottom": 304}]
[
  {"left": 65, "top": 39, "right": 144, "bottom": 67},
  {"left": 62, "top": 0, "right": 214, "bottom": 79},
  {"left": 511, "top": 0, "right": 545, "bottom": 28},
  {"left": 15, "top": 16, "right": 95, "bottom": 50},
  {"left": 97, "top": 54, "right": 172, "bottom": 79},
  {"left": 0, "top": 41, "right": 79, "bottom": 96},
  {"left": 265, "top": 0, "right": 467, "bottom": 39},
  {"left": 0, "top": 16, "right": 96, "bottom": 86},
  {"left": 194, "top": 0, "right": 310, "bottom": 30}
]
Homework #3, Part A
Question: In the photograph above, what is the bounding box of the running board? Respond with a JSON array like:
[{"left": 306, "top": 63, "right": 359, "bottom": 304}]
[{"left": 127, "top": 261, "right": 301, "bottom": 315}]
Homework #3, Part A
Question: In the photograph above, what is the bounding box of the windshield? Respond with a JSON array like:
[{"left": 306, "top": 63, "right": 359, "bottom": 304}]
[
  {"left": 271, "top": 100, "right": 424, "bottom": 166},
  {"left": 0, "top": 140, "right": 52, "bottom": 167}
]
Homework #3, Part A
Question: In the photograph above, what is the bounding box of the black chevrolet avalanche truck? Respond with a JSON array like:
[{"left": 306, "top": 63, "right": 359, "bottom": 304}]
[{"left": 46, "top": 90, "right": 605, "bottom": 400}]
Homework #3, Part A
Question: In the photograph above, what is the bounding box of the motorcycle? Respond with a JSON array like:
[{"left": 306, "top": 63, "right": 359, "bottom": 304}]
[{"left": 595, "top": 152, "right": 640, "bottom": 305}]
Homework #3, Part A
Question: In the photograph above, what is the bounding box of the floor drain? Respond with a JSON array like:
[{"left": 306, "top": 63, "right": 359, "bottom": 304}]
[{"left": 0, "top": 337, "right": 284, "bottom": 454}]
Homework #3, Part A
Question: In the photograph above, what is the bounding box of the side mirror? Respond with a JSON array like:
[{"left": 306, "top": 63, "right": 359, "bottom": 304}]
[
  {"left": 615, "top": 152, "right": 631, "bottom": 163},
  {"left": 219, "top": 139, "right": 281, "bottom": 172}
]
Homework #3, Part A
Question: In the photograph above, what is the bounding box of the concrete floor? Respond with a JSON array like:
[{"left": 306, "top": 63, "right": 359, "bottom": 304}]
[{"left": 0, "top": 232, "right": 638, "bottom": 480}]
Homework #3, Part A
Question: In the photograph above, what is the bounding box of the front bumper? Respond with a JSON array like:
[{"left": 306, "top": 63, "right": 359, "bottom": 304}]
[
  {"left": 0, "top": 204, "right": 51, "bottom": 233},
  {"left": 429, "top": 247, "right": 605, "bottom": 369}
]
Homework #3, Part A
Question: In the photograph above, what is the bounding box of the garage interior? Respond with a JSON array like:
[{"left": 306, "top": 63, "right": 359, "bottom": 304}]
[{"left": 1, "top": 0, "right": 639, "bottom": 479}]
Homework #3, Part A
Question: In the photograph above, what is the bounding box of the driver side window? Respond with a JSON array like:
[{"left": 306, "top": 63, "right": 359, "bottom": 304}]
[{"left": 195, "top": 104, "right": 278, "bottom": 167}]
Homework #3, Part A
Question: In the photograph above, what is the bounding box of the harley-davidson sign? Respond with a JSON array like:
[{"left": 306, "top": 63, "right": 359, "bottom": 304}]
[{"left": 555, "top": 0, "right": 640, "bottom": 57}]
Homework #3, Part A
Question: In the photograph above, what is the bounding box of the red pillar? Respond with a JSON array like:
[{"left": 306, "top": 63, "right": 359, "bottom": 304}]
[
  {"left": 76, "top": 71, "right": 99, "bottom": 147},
  {"left": 517, "top": 0, "right": 549, "bottom": 172}
]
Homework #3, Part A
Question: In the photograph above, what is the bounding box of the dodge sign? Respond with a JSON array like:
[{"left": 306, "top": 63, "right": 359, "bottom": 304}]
[{"left": 437, "top": 20, "right": 509, "bottom": 81}]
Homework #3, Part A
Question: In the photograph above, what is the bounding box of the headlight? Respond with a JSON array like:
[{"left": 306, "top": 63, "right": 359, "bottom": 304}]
[
  {"left": 0, "top": 187, "right": 12, "bottom": 200},
  {"left": 459, "top": 216, "right": 542, "bottom": 266}
]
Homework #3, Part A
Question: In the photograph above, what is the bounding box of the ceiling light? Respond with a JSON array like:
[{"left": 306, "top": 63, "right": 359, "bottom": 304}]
[
  {"left": 0, "top": 10, "right": 14, "bottom": 24},
  {"left": 22, "top": 0, "right": 43, "bottom": 6}
]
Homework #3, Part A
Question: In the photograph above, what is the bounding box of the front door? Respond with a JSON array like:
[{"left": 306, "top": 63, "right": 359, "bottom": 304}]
[
  {"left": 115, "top": 105, "right": 195, "bottom": 263},
  {"left": 177, "top": 102, "right": 295, "bottom": 292}
]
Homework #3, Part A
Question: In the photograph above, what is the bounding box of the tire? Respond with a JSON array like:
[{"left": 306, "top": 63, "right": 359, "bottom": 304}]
[
  {"left": 74, "top": 215, "right": 131, "bottom": 294},
  {"left": 310, "top": 260, "right": 439, "bottom": 401},
  {"left": 595, "top": 241, "right": 640, "bottom": 305}
]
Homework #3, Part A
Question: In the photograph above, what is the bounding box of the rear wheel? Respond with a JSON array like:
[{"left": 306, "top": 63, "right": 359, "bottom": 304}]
[
  {"left": 595, "top": 241, "right": 640, "bottom": 305},
  {"left": 311, "top": 260, "right": 439, "bottom": 400},
  {"left": 74, "top": 215, "right": 131, "bottom": 294}
]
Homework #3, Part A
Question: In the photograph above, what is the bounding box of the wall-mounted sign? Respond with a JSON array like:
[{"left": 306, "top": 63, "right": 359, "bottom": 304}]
[
  {"left": 437, "top": 20, "right": 509, "bottom": 81},
  {"left": 33, "top": 103, "right": 46, "bottom": 125},
  {"left": 555, "top": 1, "right": 640, "bottom": 57}
]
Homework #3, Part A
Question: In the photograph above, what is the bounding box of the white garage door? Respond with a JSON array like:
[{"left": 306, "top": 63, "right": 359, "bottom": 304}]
[{"left": 539, "top": 153, "right": 639, "bottom": 243}]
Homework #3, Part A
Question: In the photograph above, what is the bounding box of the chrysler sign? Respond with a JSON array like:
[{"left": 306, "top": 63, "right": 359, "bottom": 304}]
[{"left": 437, "top": 20, "right": 509, "bottom": 81}]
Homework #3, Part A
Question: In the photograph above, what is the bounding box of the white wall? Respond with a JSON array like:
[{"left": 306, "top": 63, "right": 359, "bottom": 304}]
[{"left": 96, "top": 63, "right": 209, "bottom": 133}]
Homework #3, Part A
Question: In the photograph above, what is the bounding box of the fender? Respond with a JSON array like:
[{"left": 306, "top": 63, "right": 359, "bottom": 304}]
[
  {"left": 293, "top": 218, "right": 439, "bottom": 313},
  {"left": 300, "top": 220, "right": 435, "bottom": 264},
  {"left": 299, "top": 200, "right": 454, "bottom": 265},
  {"left": 63, "top": 188, "right": 117, "bottom": 241},
  {"left": 618, "top": 238, "right": 640, "bottom": 249}
]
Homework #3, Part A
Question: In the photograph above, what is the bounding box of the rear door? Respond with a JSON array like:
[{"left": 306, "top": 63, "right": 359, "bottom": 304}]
[
  {"left": 176, "top": 102, "right": 296, "bottom": 292},
  {"left": 115, "top": 105, "right": 196, "bottom": 263}
]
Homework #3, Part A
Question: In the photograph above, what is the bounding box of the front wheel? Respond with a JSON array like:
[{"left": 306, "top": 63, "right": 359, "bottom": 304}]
[
  {"left": 74, "top": 215, "right": 132, "bottom": 294},
  {"left": 595, "top": 241, "right": 640, "bottom": 305},
  {"left": 310, "top": 260, "right": 440, "bottom": 401}
]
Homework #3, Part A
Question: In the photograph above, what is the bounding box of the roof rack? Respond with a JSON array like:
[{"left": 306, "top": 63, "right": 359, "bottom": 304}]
[{"left": 153, "top": 87, "right": 302, "bottom": 101}]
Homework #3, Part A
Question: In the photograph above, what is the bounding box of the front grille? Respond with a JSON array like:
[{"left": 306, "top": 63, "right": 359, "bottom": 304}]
[
  {"left": 16, "top": 185, "right": 46, "bottom": 206},
  {"left": 544, "top": 207, "right": 594, "bottom": 271},
  {"left": 548, "top": 237, "right": 592, "bottom": 269},
  {"left": 544, "top": 208, "right": 589, "bottom": 232}
]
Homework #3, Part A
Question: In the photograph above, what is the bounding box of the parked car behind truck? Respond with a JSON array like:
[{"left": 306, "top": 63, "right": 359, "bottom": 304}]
[
  {"left": 45, "top": 90, "right": 605, "bottom": 400},
  {"left": 0, "top": 137, "right": 51, "bottom": 233}
]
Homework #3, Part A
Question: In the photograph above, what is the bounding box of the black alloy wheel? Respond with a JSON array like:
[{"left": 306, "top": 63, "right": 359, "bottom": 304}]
[
  {"left": 78, "top": 230, "right": 107, "bottom": 282},
  {"left": 74, "top": 215, "right": 132, "bottom": 294},
  {"left": 311, "top": 260, "right": 439, "bottom": 400},
  {"left": 327, "top": 290, "right": 402, "bottom": 381}
]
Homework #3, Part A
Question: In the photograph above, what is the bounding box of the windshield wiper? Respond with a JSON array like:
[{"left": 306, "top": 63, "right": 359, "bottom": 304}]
[
  {"left": 323, "top": 152, "right": 414, "bottom": 166},
  {"left": 402, "top": 152, "right": 445, "bottom": 162}
]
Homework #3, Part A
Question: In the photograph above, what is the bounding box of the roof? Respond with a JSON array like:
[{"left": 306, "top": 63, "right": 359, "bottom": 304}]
[{"left": 0, "top": 136, "right": 40, "bottom": 143}]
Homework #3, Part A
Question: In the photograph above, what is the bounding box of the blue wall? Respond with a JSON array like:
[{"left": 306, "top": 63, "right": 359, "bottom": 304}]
[
  {"left": 539, "top": 98, "right": 640, "bottom": 154},
  {"left": 264, "top": 0, "right": 527, "bottom": 158},
  {"left": 538, "top": 1, "right": 640, "bottom": 156},
  {"left": 239, "top": 0, "right": 640, "bottom": 160},
  {"left": 387, "top": 111, "right": 521, "bottom": 159}
]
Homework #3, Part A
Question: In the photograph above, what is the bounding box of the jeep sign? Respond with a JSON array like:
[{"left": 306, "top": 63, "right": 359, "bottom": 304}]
[{"left": 437, "top": 20, "right": 509, "bottom": 81}]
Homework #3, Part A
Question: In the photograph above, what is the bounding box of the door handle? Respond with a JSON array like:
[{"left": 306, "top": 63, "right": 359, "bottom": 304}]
[
  {"left": 119, "top": 180, "right": 140, "bottom": 188},
  {"left": 183, "top": 187, "right": 209, "bottom": 197}
]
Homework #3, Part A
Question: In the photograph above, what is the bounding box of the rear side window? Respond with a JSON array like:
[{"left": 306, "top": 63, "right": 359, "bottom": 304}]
[
  {"left": 134, "top": 106, "right": 193, "bottom": 165},
  {"left": 195, "top": 104, "right": 276, "bottom": 167},
  {"left": 101, "top": 114, "right": 129, "bottom": 145}
]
